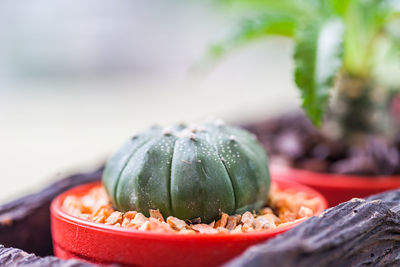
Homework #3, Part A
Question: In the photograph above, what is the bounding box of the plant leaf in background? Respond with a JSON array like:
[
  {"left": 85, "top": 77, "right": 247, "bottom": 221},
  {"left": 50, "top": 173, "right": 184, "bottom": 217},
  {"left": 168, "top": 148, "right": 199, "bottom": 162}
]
[
  {"left": 343, "top": 0, "right": 391, "bottom": 77},
  {"left": 211, "top": 0, "right": 346, "bottom": 126},
  {"left": 209, "top": 13, "right": 297, "bottom": 59},
  {"left": 209, "top": 0, "right": 318, "bottom": 59},
  {"left": 212, "top": 0, "right": 399, "bottom": 127},
  {"left": 294, "top": 18, "right": 344, "bottom": 126},
  {"left": 378, "top": 2, "right": 400, "bottom": 90},
  {"left": 329, "top": 0, "right": 351, "bottom": 16}
]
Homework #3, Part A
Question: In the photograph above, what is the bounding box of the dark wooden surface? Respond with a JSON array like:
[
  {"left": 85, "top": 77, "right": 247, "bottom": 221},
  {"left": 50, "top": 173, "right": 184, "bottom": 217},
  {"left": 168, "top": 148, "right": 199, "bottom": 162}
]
[
  {"left": 0, "top": 245, "right": 95, "bottom": 267},
  {"left": 1, "top": 167, "right": 400, "bottom": 266},
  {"left": 225, "top": 189, "right": 400, "bottom": 267},
  {"left": 0, "top": 167, "right": 103, "bottom": 257}
]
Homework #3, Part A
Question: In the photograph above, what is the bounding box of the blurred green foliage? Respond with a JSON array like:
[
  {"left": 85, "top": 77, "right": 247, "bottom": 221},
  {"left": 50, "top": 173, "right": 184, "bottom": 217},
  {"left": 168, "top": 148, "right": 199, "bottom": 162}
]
[{"left": 212, "top": 0, "right": 400, "bottom": 126}]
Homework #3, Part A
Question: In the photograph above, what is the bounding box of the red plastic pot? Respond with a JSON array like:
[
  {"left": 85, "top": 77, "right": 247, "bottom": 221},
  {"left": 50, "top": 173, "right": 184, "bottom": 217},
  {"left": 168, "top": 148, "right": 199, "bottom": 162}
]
[
  {"left": 271, "top": 165, "right": 400, "bottom": 207},
  {"left": 51, "top": 179, "right": 327, "bottom": 267}
]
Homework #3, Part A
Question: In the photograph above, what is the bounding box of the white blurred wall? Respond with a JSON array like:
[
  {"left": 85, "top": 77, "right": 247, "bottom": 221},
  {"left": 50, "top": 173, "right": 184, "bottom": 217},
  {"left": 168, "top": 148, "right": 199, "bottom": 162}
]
[{"left": 0, "top": 0, "right": 299, "bottom": 203}]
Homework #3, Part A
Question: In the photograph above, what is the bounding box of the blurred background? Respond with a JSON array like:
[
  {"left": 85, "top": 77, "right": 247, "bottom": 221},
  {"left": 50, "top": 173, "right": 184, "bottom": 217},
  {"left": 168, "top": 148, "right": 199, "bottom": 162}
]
[{"left": 0, "top": 0, "right": 300, "bottom": 203}]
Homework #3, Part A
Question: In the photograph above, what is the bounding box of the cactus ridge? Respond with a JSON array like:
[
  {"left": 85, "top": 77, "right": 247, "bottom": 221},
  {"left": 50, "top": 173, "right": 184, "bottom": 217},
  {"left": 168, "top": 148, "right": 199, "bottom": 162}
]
[
  {"left": 102, "top": 127, "right": 162, "bottom": 208},
  {"left": 102, "top": 120, "right": 270, "bottom": 223}
]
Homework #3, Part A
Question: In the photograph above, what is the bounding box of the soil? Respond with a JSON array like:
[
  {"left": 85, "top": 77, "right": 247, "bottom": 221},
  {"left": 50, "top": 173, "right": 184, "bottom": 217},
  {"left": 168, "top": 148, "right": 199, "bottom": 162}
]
[
  {"left": 62, "top": 183, "right": 320, "bottom": 234},
  {"left": 243, "top": 111, "right": 400, "bottom": 176}
]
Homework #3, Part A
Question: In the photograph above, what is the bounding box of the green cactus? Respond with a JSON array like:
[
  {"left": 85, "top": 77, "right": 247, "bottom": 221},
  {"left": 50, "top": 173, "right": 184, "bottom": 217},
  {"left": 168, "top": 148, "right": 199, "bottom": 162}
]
[{"left": 102, "top": 120, "right": 271, "bottom": 223}]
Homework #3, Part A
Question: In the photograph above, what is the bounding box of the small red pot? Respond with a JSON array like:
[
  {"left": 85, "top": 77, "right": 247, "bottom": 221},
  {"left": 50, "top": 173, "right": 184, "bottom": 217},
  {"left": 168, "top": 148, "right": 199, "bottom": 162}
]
[
  {"left": 51, "top": 180, "right": 327, "bottom": 267},
  {"left": 271, "top": 165, "right": 400, "bottom": 207}
]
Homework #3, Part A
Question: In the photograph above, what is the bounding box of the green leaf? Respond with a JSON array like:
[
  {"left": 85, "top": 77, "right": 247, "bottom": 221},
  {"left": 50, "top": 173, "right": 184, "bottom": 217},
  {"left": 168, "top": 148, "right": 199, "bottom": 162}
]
[
  {"left": 343, "top": 0, "right": 394, "bottom": 76},
  {"left": 328, "top": 0, "right": 351, "bottom": 16},
  {"left": 294, "top": 18, "right": 345, "bottom": 126},
  {"left": 209, "top": 13, "right": 297, "bottom": 60}
]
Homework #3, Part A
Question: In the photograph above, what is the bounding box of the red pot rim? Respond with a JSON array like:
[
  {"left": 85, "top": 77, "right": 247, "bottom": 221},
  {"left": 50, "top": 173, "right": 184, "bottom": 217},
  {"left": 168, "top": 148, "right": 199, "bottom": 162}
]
[
  {"left": 51, "top": 179, "right": 327, "bottom": 241},
  {"left": 271, "top": 164, "right": 400, "bottom": 190}
]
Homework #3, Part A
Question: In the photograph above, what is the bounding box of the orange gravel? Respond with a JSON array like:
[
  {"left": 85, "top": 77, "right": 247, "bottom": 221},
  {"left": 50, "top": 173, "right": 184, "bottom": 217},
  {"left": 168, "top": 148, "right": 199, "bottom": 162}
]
[{"left": 62, "top": 182, "right": 320, "bottom": 234}]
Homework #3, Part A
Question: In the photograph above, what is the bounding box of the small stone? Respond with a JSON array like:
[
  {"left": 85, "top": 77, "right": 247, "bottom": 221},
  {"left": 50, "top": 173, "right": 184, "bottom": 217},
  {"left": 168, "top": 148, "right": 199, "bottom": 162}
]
[
  {"left": 258, "top": 207, "right": 274, "bottom": 215},
  {"left": 242, "top": 223, "right": 255, "bottom": 232},
  {"left": 148, "top": 218, "right": 174, "bottom": 233},
  {"left": 230, "top": 225, "right": 243, "bottom": 234},
  {"left": 215, "top": 213, "right": 229, "bottom": 228},
  {"left": 123, "top": 211, "right": 138, "bottom": 221},
  {"left": 131, "top": 213, "right": 148, "bottom": 227},
  {"left": 192, "top": 224, "right": 218, "bottom": 234},
  {"left": 226, "top": 214, "right": 241, "bottom": 230},
  {"left": 254, "top": 216, "right": 271, "bottom": 230},
  {"left": 178, "top": 229, "right": 197, "bottom": 234},
  {"left": 105, "top": 211, "right": 123, "bottom": 225},
  {"left": 92, "top": 207, "right": 112, "bottom": 223},
  {"left": 298, "top": 206, "right": 313, "bottom": 218},
  {"left": 149, "top": 209, "right": 164, "bottom": 222},
  {"left": 215, "top": 227, "right": 229, "bottom": 233},
  {"left": 241, "top": 211, "right": 256, "bottom": 228},
  {"left": 167, "top": 216, "right": 187, "bottom": 231},
  {"left": 139, "top": 221, "right": 151, "bottom": 231}
]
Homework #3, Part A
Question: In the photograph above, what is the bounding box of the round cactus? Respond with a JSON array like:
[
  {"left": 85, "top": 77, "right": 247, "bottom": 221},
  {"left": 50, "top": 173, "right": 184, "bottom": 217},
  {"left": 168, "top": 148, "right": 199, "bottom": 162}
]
[{"left": 102, "top": 120, "right": 270, "bottom": 223}]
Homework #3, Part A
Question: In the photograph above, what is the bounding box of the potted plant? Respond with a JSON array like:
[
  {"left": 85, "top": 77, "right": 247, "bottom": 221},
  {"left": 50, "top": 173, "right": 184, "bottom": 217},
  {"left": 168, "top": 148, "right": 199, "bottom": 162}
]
[
  {"left": 51, "top": 121, "right": 327, "bottom": 267},
  {"left": 212, "top": 0, "right": 400, "bottom": 206}
]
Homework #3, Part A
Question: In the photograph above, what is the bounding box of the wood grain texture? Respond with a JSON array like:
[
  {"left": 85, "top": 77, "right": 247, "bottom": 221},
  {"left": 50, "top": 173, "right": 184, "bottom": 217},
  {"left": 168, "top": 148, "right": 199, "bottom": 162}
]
[
  {"left": 0, "top": 245, "right": 94, "bottom": 267},
  {"left": 0, "top": 168, "right": 102, "bottom": 256},
  {"left": 1, "top": 167, "right": 400, "bottom": 266},
  {"left": 225, "top": 189, "right": 400, "bottom": 267}
]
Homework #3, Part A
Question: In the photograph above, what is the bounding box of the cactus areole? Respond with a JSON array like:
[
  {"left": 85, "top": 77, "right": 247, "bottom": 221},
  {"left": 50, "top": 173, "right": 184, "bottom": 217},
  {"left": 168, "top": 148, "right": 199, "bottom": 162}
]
[{"left": 102, "top": 121, "right": 271, "bottom": 223}]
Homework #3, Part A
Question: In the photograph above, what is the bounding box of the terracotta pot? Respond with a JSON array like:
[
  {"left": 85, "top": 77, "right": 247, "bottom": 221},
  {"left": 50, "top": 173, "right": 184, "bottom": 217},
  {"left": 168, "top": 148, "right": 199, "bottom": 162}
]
[
  {"left": 271, "top": 165, "right": 400, "bottom": 207},
  {"left": 51, "top": 180, "right": 327, "bottom": 267}
]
